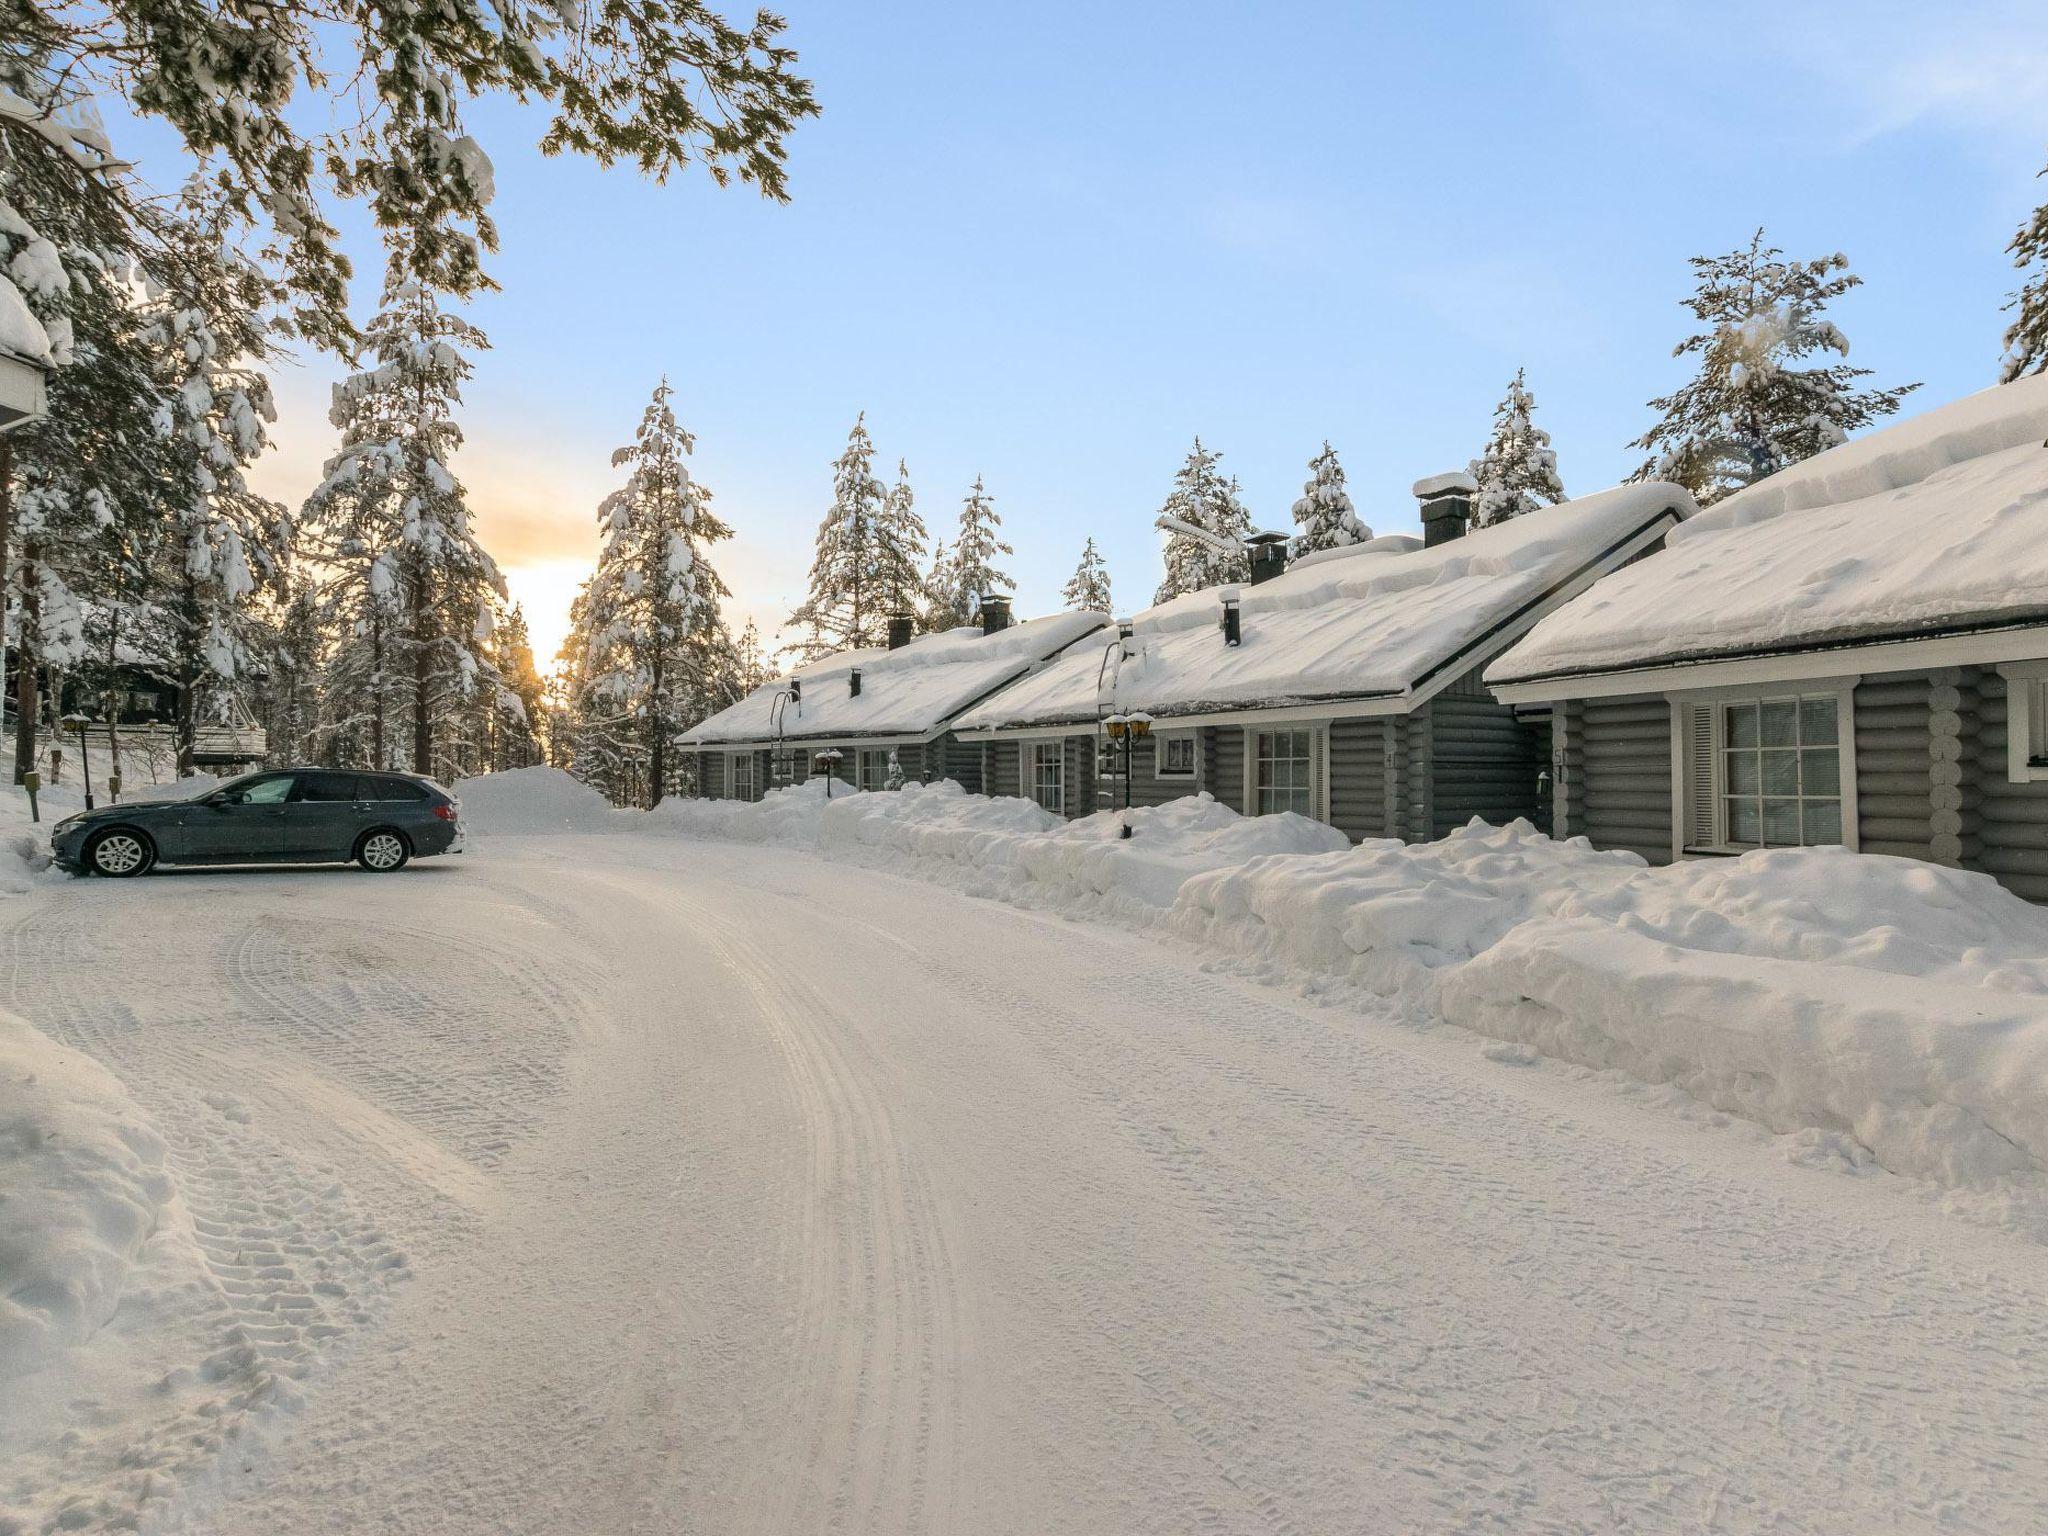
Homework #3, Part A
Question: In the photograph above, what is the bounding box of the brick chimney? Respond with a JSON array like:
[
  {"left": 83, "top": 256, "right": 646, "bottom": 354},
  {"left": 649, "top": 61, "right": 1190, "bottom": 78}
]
[
  {"left": 1412, "top": 470, "right": 1479, "bottom": 547},
  {"left": 886, "top": 613, "right": 914, "bottom": 650},
  {"left": 979, "top": 594, "right": 1013, "bottom": 635}
]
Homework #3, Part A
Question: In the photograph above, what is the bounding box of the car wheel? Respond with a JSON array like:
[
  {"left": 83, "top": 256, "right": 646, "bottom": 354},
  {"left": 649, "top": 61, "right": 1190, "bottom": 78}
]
[
  {"left": 86, "top": 829, "right": 154, "bottom": 878},
  {"left": 356, "top": 829, "right": 411, "bottom": 873}
]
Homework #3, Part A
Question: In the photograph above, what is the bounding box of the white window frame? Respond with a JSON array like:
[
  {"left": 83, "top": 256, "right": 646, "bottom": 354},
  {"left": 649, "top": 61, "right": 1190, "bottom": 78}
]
[
  {"left": 2000, "top": 661, "right": 2048, "bottom": 783},
  {"left": 729, "top": 751, "right": 759, "bottom": 804},
  {"left": 857, "top": 747, "right": 893, "bottom": 791},
  {"left": 1154, "top": 731, "right": 1198, "bottom": 781},
  {"left": 1244, "top": 725, "right": 1328, "bottom": 823},
  {"left": 1668, "top": 679, "right": 1858, "bottom": 858},
  {"left": 1027, "top": 738, "right": 1066, "bottom": 816}
]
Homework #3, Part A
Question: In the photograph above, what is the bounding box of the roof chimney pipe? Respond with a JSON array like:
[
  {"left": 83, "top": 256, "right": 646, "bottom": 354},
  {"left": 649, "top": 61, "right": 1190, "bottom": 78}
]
[
  {"left": 1244, "top": 530, "right": 1290, "bottom": 586},
  {"left": 1220, "top": 586, "right": 1242, "bottom": 647},
  {"left": 848, "top": 667, "right": 862, "bottom": 697},
  {"left": 1413, "top": 470, "right": 1479, "bottom": 547},
  {"left": 886, "top": 612, "right": 914, "bottom": 651},
  {"left": 979, "top": 594, "right": 1012, "bottom": 635}
]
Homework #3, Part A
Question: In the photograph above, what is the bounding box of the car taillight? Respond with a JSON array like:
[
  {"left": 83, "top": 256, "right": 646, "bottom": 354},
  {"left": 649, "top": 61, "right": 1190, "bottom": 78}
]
[{"left": 433, "top": 803, "right": 457, "bottom": 821}]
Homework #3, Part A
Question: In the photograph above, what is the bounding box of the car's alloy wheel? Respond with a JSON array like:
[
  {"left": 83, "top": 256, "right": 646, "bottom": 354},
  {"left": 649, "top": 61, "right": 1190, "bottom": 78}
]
[
  {"left": 358, "top": 831, "right": 409, "bottom": 872},
  {"left": 89, "top": 831, "right": 150, "bottom": 877}
]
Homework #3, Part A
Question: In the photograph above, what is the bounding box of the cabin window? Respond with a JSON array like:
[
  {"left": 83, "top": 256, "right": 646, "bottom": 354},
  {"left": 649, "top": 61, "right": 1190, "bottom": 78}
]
[
  {"left": 730, "top": 752, "right": 758, "bottom": 803},
  {"left": 1155, "top": 733, "right": 1197, "bottom": 779},
  {"left": 1252, "top": 728, "right": 1316, "bottom": 818},
  {"left": 1028, "top": 740, "right": 1065, "bottom": 816},
  {"left": 857, "top": 748, "right": 893, "bottom": 790},
  {"left": 2003, "top": 666, "right": 2048, "bottom": 783},
  {"left": 1675, "top": 688, "right": 1854, "bottom": 852}
]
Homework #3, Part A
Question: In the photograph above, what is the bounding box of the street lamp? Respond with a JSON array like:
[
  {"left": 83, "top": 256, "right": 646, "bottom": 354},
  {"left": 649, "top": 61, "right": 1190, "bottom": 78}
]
[
  {"left": 815, "top": 747, "right": 843, "bottom": 799},
  {"left": 1103, "top": 711, "right": 1151, "bottom": 838}
]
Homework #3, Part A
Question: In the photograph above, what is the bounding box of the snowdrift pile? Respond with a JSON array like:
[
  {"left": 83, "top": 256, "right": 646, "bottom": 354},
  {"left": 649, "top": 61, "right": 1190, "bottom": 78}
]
[
  {"left": 0, "top": 1012, "right": 177, "bottom": 1377},
  {"left": 455, "top": 766, "right": 623, "bottom": 836},
  {"left": 652, "top": 785, "right": 2048, "bottom": 1192},
  {"left": 1176, "top": 825, "right": 2048, "bottom": 1188},
  {"left": 650, "top": 779, "right": 1349, "bottom": 918}
]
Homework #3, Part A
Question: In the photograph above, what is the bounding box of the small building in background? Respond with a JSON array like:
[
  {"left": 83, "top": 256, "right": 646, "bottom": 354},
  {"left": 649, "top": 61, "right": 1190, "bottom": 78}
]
[
  {"left": 954, "top": 479, "right": 1689, "bottom": 838},
  {"left": 1488, "top": 375, "right": 2048, "bottom": 900},
  {"left": 678, "top": 603, "right": 1109, "bottom": 800}
]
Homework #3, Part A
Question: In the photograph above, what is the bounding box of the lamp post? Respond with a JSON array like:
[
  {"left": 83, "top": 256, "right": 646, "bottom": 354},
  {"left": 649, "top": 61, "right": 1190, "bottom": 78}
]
[
  {"left": 62, "top": 712, "right": 93, "bottom": 810},
  {"left": 816, "top": 747, "right": 842, "bottom": 799},
  {"left": 1104, "top": 712, "right": 1151, "bottom": 838}
]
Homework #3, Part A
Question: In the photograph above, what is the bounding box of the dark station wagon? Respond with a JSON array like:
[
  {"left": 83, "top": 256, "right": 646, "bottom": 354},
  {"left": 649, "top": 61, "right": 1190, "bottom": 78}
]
[{"left": 51, "top": 768, "right": 464, "bottom": 877}]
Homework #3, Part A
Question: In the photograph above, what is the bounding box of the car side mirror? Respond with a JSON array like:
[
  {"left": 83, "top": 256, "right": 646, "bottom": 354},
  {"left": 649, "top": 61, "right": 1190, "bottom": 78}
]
[{"left": 205, "top": 791, "right": 238, "bottom": 809}]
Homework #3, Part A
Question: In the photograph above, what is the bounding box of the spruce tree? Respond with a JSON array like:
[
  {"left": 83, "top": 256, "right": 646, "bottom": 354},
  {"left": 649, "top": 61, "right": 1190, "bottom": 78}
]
[
  {"left": 788, "top": 414, "right": 888, "bottom": 655},
  {"left": 1290, "top": 441, "right": 1369, "bottom": 554},
  {"left": 135, "top": 177, "right": 294, "bottom": 774},
  {"left": 300, "top": 240, "right": 506, "bottom": 773},
  {"left": 928, "top": 475, "right": 1015, "bottom": 627},
  {"left": 2004, "top": 167, "right": 2048, "bottom": 379},
  {"left": 1631, "top": 230, "right": 1917, "bottom": 505},
  {"left": 1062, "top": 536, "right": 1113, "bottom": 613},
  {"left": 875, "top": 457, "right": 928, "bottom": 623},
  {"left": 1469, "top": 370, "right": 1566, "bottom": 526},
  {"left": 1, "top": 81, "right": 170, "bottom": 784},
  {"left": 571, "top": 379, "right": 734, "bottom": 805},
  {"left": 1154, "top": 438, "right": 1246, "bottom": 602}
]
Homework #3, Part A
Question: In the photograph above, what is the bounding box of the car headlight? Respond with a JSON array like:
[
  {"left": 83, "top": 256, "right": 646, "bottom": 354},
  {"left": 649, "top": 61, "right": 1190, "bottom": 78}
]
[{"left": 53, "top": 813, "right": 85, "bottom": 832}]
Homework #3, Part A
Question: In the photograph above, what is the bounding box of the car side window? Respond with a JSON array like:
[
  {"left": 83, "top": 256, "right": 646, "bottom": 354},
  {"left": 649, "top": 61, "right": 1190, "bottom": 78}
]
[
  {"left": 291, "top": 772, "right": 363, "bottom": 803},
  {"left": 240, "top": 775, "right": 297, "bottom": 805},
  {"left": 368, "top": 777, "right": 429, "bottom": 802}
]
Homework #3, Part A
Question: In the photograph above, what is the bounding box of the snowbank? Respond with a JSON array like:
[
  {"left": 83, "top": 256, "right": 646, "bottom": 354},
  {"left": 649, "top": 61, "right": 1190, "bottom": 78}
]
[
  {"left": 650, "top": 779, "right": 1349, "bottom": 917},
  {"left": 1177, "top": 825, "right": 2048, "bottom": 1188},
  {"left": 455, "top": 766, "right": 623, "bottom": 836},
  {"left": 652, "top": 790, "right": 2048, "bottom": 1193},
  {"left": 0, "top": 1012, "right": 176, "bottom": 1377}
]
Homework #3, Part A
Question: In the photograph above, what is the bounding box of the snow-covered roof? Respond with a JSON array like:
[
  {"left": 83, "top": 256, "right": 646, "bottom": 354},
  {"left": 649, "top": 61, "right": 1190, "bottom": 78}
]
[
  {"left": 1491, "top": 375, "right": 2048, "bottom": 686},
  {"left": 956, "top": 483, "right": 1689, "bottom": 731},
  {"left": 682, "top": 610, "right": 1110, "bottom": 746}
]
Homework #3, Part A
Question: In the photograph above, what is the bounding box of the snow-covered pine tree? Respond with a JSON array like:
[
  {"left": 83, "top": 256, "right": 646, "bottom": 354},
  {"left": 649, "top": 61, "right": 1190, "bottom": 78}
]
[
  {"left": 300, "top": 239, "right": 506, "bottom": 774},
  {"left": 734, "top": 617, "right": 770, "bottom": 692},
  {"left": 1631, "top": 231, "right": 1918, "bottom": 505},
  {"left": 254, "top": 576, "right": 324, "bottom": 766},
  {"left": 875, "top": 457, "right": 928, "bottom": 623},
  {"left": 788, "top": 414, "right": 889, "bottom": 655},
  {"left": 928, "top": 475, "right": 1015, "bottom": 628},
  {"left": 1468, "top": 370, "right": 1566, "bottom": 526},
  {"left": 1290, "top": 441, "right": 1368, "bottom": 554},
  {"left": 571, "top": 379, "right": 734, "bottom": 805},
  {"left": 1062, "top": 537, "right": 1113, "bottom": 613},
  {"left": 7, "top": 1, "right": 818, "bottom": 351},
  {"left": 2004, "top": 167, "right": 2048, "bottom": 379},
  {"left": 0, "top": 78, "right": 171, "bottom": 783},
  {"left": 1154, "top": 438, "right": 1246, "bottom": 602},
  {"left": 134, "top": 177, "right": 293, "bottom": 775}
]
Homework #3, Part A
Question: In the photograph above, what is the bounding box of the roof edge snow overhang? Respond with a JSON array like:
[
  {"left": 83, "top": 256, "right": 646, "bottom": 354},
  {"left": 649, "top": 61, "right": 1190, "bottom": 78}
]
[
  {"left": 1491, "top": 618, "right": 2048, "bottom": 704},
  {"left": 678, "top": 729, "right": 936, "bottom": 751},
  {"left": 954, "top": 505, "right": 1682, "bottom": 739}
]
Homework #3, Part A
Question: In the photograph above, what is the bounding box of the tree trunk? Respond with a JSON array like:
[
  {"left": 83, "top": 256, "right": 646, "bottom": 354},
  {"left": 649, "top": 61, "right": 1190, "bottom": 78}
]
[
  {"left": 370, "top": 608, "right": 385, "bottom": 769},
  {"left": 646, "top": 651, "right": 666, "bottom": 809},
  {"left": 0, "top": 437, "right": 11, "bottom": 764},
  {"left": 174, "top": 569, "right": 198, "bottom": 776},
  {"left": 13, "top": 536, "right": 39, "bottom": 784},
  {"left": 412, "top": 560, "right": 433, "bottom": 776}
]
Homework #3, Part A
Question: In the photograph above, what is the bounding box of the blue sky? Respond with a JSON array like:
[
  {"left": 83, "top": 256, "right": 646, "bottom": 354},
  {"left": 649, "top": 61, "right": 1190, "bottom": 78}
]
[{"left": 133, "top": 0, "right": 2048, "bottom": 663}]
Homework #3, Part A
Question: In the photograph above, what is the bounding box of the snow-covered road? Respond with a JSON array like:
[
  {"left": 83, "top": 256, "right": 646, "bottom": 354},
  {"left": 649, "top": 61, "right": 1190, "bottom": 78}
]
[{"left": 9, "top": 832, "right": 2048, "bottom": 1533}]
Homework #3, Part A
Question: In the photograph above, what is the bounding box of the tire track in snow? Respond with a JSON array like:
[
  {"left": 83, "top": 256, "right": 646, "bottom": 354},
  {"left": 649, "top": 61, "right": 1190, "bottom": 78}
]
[{"left": 655, "top": 883, "right": 964, "bottom": 1536}]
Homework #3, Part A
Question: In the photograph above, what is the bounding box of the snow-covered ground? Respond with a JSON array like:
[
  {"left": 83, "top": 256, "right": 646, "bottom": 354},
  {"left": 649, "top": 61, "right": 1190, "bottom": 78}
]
[{"left": 5, "top": 768, "right": 2048, "bottom": 1532}]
